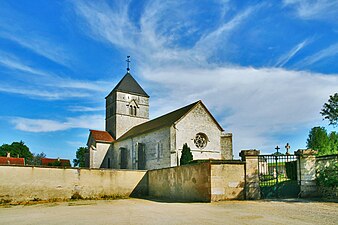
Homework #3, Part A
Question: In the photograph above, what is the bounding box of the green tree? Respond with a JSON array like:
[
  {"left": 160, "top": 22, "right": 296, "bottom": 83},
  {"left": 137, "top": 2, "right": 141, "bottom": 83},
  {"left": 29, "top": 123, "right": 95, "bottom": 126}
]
[
  {"left": 26, "top": 152, "right": 46, "bottom": 165},
  {"left": 321, "top": 93, "right": 338, "bottom": 127},
  {"left": 0, "top": 141, "right": 33, "bottom": 161},
  {"left": 328, "top": 131, "right": 338, "bottom": 155},
  {"left": 180, "top": 143, "right": 193, "bottom": 165},
  {"left": 306, "top": 127, "right": 330, "bottom": 156},
  {"left": 73, "top": 147, "right": 88, "bottom": 167}
]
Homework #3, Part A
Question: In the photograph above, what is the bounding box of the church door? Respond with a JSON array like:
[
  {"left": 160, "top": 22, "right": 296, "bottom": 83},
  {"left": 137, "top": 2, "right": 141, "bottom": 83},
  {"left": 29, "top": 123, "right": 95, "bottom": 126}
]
[
  {"left": 120, "top": 148, "right": 127, "bottom": 169},
  {"left": 137, "top": 143, "right": 146, "bottom": 170}
]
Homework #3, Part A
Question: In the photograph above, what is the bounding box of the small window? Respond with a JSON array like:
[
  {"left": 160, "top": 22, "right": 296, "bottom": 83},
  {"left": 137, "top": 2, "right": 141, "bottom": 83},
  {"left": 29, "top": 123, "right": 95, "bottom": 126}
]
[
  {"left": 134, "top": 106, "right": 137, "bottom": 116},
  {"left": 157, "top": 142, "right": 163, "bottom": 161}
]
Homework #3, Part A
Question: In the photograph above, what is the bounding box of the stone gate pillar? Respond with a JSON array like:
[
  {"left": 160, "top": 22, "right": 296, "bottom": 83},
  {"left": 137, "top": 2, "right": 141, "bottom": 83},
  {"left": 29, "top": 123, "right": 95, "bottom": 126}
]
[
  {"left": 240, "top": 150, "right": 260, "bottom": 200},
  {"left": 295, "top": 149, "right": 318, "bottom": 197}
]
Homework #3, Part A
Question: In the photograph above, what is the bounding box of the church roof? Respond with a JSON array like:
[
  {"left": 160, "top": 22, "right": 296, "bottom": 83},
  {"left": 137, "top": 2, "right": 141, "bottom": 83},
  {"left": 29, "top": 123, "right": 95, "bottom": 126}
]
[
  {"left": 118, "top": 100, "right": 224, "bottom": 141},
  {"left": 89, "top": 130, "right": 115, "bottom": 143},
  {"left": 106, "top": 73, "right": 149, "bottom": 98}
]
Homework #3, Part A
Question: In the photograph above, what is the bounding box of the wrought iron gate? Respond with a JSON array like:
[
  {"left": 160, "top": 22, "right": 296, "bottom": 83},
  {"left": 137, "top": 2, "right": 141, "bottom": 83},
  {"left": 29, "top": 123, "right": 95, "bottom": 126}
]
[{"left": 258, "top": 154, "right": 300, "bottom": 198}]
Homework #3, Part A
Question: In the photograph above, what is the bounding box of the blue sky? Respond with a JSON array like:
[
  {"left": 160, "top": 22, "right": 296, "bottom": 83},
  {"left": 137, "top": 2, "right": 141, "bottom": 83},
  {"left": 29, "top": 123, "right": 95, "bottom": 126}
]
[{"left": 0, "top": 0, "right": 337, "bottom": 161}]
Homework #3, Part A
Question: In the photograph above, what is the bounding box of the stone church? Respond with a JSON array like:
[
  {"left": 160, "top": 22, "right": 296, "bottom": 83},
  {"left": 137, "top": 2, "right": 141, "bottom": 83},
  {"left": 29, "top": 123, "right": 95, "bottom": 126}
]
[{"left": 86, "top": 70, "right": 233, "bottom": 170}]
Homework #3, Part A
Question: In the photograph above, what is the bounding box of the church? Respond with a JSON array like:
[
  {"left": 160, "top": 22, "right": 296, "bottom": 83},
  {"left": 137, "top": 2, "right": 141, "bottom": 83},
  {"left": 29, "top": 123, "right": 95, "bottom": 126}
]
[{"left": 86, "top": 67, "right": 233, "bottom": 170}]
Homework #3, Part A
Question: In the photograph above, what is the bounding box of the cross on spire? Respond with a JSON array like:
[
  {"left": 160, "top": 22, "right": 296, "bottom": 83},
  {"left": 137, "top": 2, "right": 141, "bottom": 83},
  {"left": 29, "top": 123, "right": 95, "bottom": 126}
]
[{"left": 126, "top": 56, "right": 131, "bottom": 73}]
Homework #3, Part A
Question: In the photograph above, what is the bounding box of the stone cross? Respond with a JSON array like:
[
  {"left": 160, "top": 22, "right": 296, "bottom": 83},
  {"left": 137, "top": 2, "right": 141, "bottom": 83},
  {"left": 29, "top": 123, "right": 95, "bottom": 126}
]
[
  {"left": 275, "top": 145, "right": 280, "bottom": 154},
  {"left": 285, "top": 143, "right": 290, "bottom": 155}
]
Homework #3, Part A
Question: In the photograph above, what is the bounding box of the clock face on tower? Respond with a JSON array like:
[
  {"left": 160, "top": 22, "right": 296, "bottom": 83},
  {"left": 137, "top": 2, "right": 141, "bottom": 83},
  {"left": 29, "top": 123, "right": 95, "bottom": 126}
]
[{"left": 194, "top": 133, "right": 208, "bottom": 149}]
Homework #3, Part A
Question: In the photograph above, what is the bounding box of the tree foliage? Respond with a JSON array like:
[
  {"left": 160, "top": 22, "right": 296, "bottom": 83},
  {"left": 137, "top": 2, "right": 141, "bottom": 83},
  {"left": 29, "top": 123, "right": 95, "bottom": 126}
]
[
  {"left": 180, "top": 143, "right": 193, "bottom": 165},
  {"left": 321, "top": 93, "right": 338, "bottom": 127},
  {"left": 73, "top": 147, "right": 88, "bottom": 167},
  {"left": 307, "top": 127, "right": 338, "bottom": 156},
  {"left": 0, "top": 141, "right": 33, "bottom": 160},
  {"left": 26, "top": 152, "right": 46, "bottom": 165}
]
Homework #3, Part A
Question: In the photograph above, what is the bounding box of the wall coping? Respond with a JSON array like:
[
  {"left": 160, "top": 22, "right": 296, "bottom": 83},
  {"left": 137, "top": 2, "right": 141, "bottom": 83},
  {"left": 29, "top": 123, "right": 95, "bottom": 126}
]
[
  {"left": 239, "top": 149, "right": 260, "bottom": 157},
  {"left": 294, "top": 149, "right": 318, "bottom": 156}
]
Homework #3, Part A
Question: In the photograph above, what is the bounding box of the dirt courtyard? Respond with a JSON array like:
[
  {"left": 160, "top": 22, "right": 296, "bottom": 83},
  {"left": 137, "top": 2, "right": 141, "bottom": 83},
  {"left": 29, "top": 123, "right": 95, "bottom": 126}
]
[{"left": 0, "top": 198, "right": 337, "bottom": 225}]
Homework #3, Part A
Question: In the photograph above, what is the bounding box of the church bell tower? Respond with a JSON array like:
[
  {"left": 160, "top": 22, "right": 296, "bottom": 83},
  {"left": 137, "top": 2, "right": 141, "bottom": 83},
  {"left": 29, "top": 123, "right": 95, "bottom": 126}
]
[{"left": 105, "top": 57, "right": 149, "bottom": 139}]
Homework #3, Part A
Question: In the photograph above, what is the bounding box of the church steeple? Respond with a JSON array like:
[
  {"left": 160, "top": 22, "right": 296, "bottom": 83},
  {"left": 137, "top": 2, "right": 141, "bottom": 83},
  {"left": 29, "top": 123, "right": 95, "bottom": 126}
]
[
  {"left": 105, "top": 59, "right": 149, "bottom": 139},
  {"left": 106, "top": 73, "right": 149, "bottom": 98}
]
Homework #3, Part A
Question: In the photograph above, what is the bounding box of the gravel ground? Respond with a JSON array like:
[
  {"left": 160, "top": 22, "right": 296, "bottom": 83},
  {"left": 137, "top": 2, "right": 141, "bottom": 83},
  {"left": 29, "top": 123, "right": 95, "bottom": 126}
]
[{"left": 0, "top": 198, "right": 337, "bottom": 225}]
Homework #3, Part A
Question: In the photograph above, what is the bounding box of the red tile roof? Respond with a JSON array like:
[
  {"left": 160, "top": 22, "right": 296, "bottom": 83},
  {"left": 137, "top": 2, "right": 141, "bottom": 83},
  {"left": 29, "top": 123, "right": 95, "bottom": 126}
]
[
  {"left": 0, "top": 157, "right": 25, "bottom": 165},
  {"left": 90, "top": 130, "right": 115, "bottom": 142},
  {"left": 41, "top": 158, "right": 71, "bottom": 167}
]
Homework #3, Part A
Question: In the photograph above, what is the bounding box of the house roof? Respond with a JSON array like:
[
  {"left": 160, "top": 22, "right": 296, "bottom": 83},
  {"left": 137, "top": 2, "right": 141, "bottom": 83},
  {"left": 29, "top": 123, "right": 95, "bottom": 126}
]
[
  {"left": 41, "top": 158, "right": 71, "bottom": 166},
  {"left": 106, "top": 73, "right": 149, "bottom": 98},
  {"left": 0, "top": 157, "right": 25, "bottom": 165},
  {"left": 89, "top": 130, "right": 115, "bottom": 143},
  {"left": 118, "top": 100, "right": 224, "bottom": 141}
]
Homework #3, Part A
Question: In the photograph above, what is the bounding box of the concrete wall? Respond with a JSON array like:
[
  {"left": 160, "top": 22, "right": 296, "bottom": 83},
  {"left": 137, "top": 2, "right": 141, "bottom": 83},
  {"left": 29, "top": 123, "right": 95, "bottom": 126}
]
[
  {"left": 0, "top": 166, "right": 147, "bottom": 203},
  {"left": 148, "top": 162, "right": 245, "bottom": 202},
  {"left": 148, "top": 163, "right": 211, "bottom": 202},
  {"left": 175, "top": 103, "right": 223, "bottom": 161},
  {"left": 211, "top": 163, "right": 245, "bottom": 201}
]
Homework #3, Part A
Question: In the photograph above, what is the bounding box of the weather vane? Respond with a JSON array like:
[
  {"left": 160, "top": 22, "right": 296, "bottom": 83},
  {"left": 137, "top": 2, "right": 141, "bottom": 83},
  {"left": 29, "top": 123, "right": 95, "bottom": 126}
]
[{"left": 126, "top": 56, "right": 131, "bottom": 73}]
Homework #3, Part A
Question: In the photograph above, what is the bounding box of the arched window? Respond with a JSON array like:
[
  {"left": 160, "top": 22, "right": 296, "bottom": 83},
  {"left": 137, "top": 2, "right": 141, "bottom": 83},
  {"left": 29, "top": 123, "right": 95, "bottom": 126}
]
[
  {"left": 193, "top": 133, "right": 208, "bottom": 149},
  {"left": 133, "top": 106, "right": 137, "bottom": 116}
]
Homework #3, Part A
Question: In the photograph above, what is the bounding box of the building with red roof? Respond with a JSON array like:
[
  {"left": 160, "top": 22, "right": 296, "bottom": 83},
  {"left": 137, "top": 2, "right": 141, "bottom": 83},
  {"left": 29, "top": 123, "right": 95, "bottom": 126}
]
[
  {"left": 41, "top": 158, "right": 71, "bottom": 167},
  {"left": 0, "top": 156, "right": 25, "bottom": 165}
]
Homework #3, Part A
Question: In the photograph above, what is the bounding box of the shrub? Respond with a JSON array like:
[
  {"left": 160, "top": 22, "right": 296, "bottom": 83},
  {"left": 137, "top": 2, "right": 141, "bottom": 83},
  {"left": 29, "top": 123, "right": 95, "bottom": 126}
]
[{"left": 316, "top": 161, "right": 338, "bottom": 188}]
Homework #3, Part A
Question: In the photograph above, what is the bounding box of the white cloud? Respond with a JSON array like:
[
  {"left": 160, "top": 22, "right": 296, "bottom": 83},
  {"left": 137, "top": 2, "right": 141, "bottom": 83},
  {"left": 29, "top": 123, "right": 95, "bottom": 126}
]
[
  {"left": 11, "top": 115, "right": 104, "bottom": 132},
  {"left": 0, "top": 52, "right": 111, "bottom": 99},
  {"left": 283, "top": 0, "right": 338, "bottom": 21},
  {"left": 0, "top": 4, "right": 71, "bottom": 66},
  {"left": 275, "top": 39, "right": 309, "bottom": 67},
  {"left": 296, "top": 43, "right": 338, "bottom": 68},
  {"left": 70, "top": 1, "right": 338, "bottom": 155}
]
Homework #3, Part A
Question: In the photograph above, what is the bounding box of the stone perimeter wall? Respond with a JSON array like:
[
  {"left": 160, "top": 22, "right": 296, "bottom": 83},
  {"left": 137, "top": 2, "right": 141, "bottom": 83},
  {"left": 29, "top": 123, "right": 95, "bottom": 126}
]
[
  {"left": 315, "top": 154, "right": 338, "bottom": 198},
  {"left": 0, "top": 161, "right": 246, "bottom": 203},
  {"left": 148, "top": 162, "right": 245, "bottom": 202},
  {"left": 0, "top": 166, "right": 147, "bottom": 203}
]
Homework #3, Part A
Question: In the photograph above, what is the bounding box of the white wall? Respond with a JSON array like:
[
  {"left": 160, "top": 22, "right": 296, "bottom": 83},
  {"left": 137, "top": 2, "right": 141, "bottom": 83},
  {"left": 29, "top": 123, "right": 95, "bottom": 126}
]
[
  {"left": 113, "top": 127, "right": 172, "bottom": 170},
  {"left": 175, "top": 103, "right": 222, "bottom": 161}
]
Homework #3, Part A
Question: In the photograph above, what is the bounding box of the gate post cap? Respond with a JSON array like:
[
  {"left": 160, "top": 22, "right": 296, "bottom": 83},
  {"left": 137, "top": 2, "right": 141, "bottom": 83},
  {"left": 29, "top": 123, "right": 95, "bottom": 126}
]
[
  {"left": 239, "top": 149, "right": 260, "bottom": 157},
  {"left": 294, "top": 149, "right": 318, "bottom": 156}
]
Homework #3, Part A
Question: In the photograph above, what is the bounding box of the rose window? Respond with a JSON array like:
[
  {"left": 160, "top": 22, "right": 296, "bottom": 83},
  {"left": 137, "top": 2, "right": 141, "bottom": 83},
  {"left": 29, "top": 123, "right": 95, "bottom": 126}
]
[{"left": 194, "top": 133, "right": 208, "bottom": 149}]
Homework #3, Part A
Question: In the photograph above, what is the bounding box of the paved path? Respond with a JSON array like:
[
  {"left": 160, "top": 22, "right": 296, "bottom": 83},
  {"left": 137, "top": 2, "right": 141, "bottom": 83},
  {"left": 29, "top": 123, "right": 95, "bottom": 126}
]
[{"left": 0, "top": 198, "right": 337, "bottom": 224}]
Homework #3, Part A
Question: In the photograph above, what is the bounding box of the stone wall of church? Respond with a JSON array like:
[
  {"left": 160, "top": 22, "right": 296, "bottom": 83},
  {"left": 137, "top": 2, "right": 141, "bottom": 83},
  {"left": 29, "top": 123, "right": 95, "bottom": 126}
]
[
  {"left": 106, "top": 92, "right": 149, "bottom": 139},
  {"left": 89, "top": 142, "right": 111, "bottom": 168},
  {"left": 113, "top": 127, "right": 171, "bottom": 170},
  {"left": 175, "top": 103, "right": 223, "bottom": 162}
]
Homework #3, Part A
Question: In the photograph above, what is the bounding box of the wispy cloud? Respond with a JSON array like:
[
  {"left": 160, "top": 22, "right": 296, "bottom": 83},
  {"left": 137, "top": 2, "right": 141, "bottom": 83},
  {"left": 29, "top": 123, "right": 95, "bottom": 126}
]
[
  {"left": 275, "top": 39, "right": 309, "bottom": 67},
  {"left": 68, "top": 106, "right": 105, "bottom": 112},
  {"left": 296, "top": 43, "right": 338, "bottom": 68},
  {"left": 11, "top": 115, "right": 104, "bottom": 132},
  {"left": 283, "top": 0, "right": 338, "bottom": 21},
  {"left": 0, "top": 52, "right": 110, "bottom": 99},
  {"left": 71, "top": 0, "right": 338, "bottom": 155},
  {"left": 0, "top": 3, "right": 72, "bottom": 66}
]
